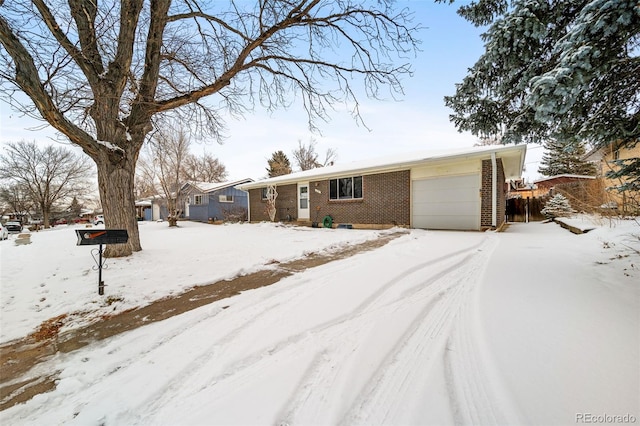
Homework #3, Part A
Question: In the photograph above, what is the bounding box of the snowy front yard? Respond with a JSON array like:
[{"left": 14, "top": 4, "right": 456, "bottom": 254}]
[
  {"left": 0, "top": 221, "right": 389, "bottom": 343},
  {"left": 1, "top": 218, "right": 638, "bottom": 425}
]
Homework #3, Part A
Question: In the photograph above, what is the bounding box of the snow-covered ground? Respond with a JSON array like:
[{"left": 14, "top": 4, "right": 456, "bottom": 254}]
[
  {"left": 0, "top": 221, "right": 388, "bottom": 343},
  {"left": 1, "top": 218, "right": 639, "bottom": 425}
]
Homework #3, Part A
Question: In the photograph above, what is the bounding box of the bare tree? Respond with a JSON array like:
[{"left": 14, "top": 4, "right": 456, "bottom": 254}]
[
  {"left": 292, "top": 138, "right": 337, "bottom": 171},
  {"left": 0, "top": 1, "right": 418, "bottom": 256},
  {"left": 134, "top": 162, "right": 159, "bottom": 200},
  {"left": 0, "top": 141, "right": 92, "bottom": 228},
  {"left": 0, "top": 183, "right": 34, "bottom": 222},
  {"left": 146, "top": 125, "right": 190, "bottom": 227},
  {"left": 180, "top": 152, "right": 227, "bottom": 183}
]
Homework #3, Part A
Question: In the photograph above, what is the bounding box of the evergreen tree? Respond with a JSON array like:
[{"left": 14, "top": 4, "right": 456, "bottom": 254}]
[
  {"left": 541, "top": 194, "right": 576, "bottom": 219},
  {"left": 445, "top": 0, "right": 639, "bottom": 187},
  {"left": 266, "top": 151, "right": 292, "bottom": 177},
  {"left": 69, "top": 197, "right": 83, "bottom": 219},
  {"left": 538, "top": 139, "right": 597, "bottom": 177}
]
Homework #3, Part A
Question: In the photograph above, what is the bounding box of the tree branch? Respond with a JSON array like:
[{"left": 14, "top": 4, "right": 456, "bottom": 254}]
[
  {"left": 31, "top": 0, "right": 100, "bottom": 85},
  {"left": 0, "top": 16, "right": 99, "bottom": 157}
]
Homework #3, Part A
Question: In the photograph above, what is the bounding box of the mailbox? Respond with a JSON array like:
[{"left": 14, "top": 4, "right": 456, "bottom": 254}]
[
  {"left": 75, "top": 229, "right": 129, "bottom": 295},
  {"left": 76, "top": 229, "right": 128, "bottom": 246}
]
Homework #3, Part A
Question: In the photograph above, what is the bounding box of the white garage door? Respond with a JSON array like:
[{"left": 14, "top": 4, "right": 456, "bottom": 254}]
[{"left": 412, "top": 174, "right": 480, "bottom": 230}]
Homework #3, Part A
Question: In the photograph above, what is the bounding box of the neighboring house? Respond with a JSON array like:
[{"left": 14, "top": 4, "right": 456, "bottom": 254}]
[
  {"left": 135, "top": 199, "right": 153, "bottom": 221},
  {"left": 238, "top": 145, "right": 527, "bottom": 231},
  {"left": 507, "top": 179, "right": 541, "bottom": 199},
  {"left": 585, "top": 141, "right": 640, "bottom": 212},
  {"left": 534, "top": 174, "right": 603, "bottom": 212},
  {"left": 534, "top": 174, "right": 596, "bottom": 193},
  {"left": 135, "top": 195, "right": 164, "bottom": 221},
  {"left": 182, "top": 179, "right": 253, "bottom": 222}
]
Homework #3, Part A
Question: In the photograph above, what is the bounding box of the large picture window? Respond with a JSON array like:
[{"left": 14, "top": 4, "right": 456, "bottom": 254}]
[{"left": 329, "top": 176, "right": 363, "bottom": 200}]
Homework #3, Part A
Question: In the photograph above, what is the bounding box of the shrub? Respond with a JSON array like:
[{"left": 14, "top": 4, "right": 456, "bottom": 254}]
[{"left": 541, "top": 194, "right": 575, "bottom": 219}]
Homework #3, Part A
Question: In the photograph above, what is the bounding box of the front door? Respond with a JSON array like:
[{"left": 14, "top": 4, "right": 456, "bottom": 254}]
[{"left": 298, "top": 183, "right": 310, "bottom": 220}]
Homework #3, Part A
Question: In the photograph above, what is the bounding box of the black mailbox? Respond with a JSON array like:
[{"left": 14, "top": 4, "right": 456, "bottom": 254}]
[
  {"left": 76, "top": 229, "right": 129, "bottom": 246},
  {"left": 75, "top": 229, "right": 129, "bottom": 295}
]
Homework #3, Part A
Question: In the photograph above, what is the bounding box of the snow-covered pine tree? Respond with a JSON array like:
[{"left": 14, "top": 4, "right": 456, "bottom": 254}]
[
  {"left": 445, "top": 0, "right": 639, "bottom": 189},
  {"left": 541, "top": 194, "right": 575, "bottom": 219},
  {"left": 538, "top": 139, "right": 597, "bottom": 177}
]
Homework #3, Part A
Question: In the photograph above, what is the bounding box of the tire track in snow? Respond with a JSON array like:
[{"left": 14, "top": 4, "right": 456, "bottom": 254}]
[
  {"left": 336, "top": 236, "right": 498, "bottom": 425},
  {"left": 273, "top": 237, "right": 494, "bottom": 424},
  {"left": 135, "top": 235, "right": 490, "bottom": 424},
  {"left": 64, "top": 273, "right": 322, "bottom": 424},
  {"left": 443, "top": 254, "right": 523, "bottom": 426},
  {"left": 117, "top": 276, "right": 327, "bottom": 424},
  {"left": 121, "top": 234, "right": 491, "bottom": 425}
]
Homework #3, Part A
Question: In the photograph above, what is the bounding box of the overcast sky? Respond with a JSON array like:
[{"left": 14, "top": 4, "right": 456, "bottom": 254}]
[{"left": 0, "top": 2, "right": 544, "bottom": 184}]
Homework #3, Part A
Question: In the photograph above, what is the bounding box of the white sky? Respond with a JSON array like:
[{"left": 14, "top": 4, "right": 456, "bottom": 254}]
[{"left": 0, "top": 2, "right": 545, "bottom": 185}]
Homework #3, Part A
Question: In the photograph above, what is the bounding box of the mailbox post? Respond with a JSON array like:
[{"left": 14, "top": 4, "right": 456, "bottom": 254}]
[{"left": 76, "top": 229, "right": 129, "bottom": 295}]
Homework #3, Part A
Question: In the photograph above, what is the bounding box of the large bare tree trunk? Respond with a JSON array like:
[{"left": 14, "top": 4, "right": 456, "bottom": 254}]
[
  {"left": 95, "top": 148, "right": 142, "bottom": 257},
  {"left": 41, "top": 202, "right": 50, "bottom": 229}
]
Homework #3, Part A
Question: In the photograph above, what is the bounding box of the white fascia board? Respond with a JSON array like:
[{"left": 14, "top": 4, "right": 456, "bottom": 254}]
[{"left": 238, "top": 145, "right": 528, "bottom": 190}]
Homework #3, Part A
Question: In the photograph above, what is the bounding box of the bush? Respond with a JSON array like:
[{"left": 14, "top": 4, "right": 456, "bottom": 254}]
[{"left": 541, "top": 194, "right": 575, "bottom": 219}]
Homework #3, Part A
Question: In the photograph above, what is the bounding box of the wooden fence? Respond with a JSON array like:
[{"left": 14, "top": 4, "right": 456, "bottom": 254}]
[
  {"left": 506, "top": 197, "right": 548, "bottom": 222},
  {"left": 507, "top": 178, "right": 615, "bottom": 222}
]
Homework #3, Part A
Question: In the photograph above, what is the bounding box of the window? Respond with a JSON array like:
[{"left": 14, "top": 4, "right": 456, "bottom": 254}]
[
  {"left": 329, "top": 176, "right": 363, "bottom": 200},
  {"left": 219, "top": 194, "right": 234, "bottom": 203},
  {"left": 261, "top": 188, "right": 268, "bottom": 200},
  {"left": 194, "top": 195, "right": 203, "bottom": 205}
]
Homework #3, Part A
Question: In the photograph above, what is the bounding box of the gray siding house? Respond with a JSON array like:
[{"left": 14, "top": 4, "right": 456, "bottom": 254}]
[{"left": 183, "top": 179, "right": 253, "bottom": 222}]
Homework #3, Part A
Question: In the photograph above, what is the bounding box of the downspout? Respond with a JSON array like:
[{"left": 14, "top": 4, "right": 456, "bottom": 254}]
[
  {"left": 246, "top": 191, "right": 251, "bottom": 222},
  {"left": 491, "top": 152, "right": 497, "bottom": 228}
]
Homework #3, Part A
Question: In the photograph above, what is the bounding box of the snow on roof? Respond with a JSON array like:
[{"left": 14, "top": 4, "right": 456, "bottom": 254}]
[
  {"left": 188, "top": 178, "right": 254, "bottom": 193},
  {"left": 239, "top": 144, "right": 527, "bottom": 190},
  {"left": 534, "top": 174, "right": 596, "bottom": 184}
]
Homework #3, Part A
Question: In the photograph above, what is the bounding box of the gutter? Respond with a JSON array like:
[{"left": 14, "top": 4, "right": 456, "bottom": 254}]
[{"left": 238, "top": 145, "right": 527, "bottom": 191}]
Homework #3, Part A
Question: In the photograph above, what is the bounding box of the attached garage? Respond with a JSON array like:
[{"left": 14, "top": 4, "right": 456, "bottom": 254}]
[{"left": 412, "top": 173, "right": 480, "bottom": 230}]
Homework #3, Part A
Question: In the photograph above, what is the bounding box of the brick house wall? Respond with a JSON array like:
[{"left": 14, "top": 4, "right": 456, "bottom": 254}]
[
  {"left": 248, "top": 183, "right": 297, "bottom": 222},
  {"left": 310, "top": 170, "right": 411, "bottom": 226},
  {"left": 251, "top": 162, "right": 506, "bottom": 229},
  {"left": 481, "top": 158, "right": 506, "bottom": 229},
  {"left": 248, "top": 171, "right": 410, "bottom": 226}
]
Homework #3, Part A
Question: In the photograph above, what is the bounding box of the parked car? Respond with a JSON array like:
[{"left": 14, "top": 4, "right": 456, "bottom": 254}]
[
  {"left": 0, "top": 223, "right": 8, "bottom": 240},
  {"left": 94, "top": 215, "right": 104, "bottom": 225},
  {"left": 5, "top": 221, "right": 23, "bottom": 232}
]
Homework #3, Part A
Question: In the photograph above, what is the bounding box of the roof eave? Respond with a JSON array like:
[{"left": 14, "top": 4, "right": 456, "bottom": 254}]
[{"left": 238, "top": 145, "right": 527, "bottom": 190}]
